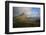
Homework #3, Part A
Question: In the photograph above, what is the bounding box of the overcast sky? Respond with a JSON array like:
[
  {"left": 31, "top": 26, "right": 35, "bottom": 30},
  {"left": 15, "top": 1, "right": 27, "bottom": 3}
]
[{"left": 13, "top": 7, "right": 40, "bottom": 18}]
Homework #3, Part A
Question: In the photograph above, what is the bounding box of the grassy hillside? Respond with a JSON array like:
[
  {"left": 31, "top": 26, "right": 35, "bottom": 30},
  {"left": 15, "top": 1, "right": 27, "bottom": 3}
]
[{"left": 13, "top": 15, "right": 40, "bottom": 28}]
